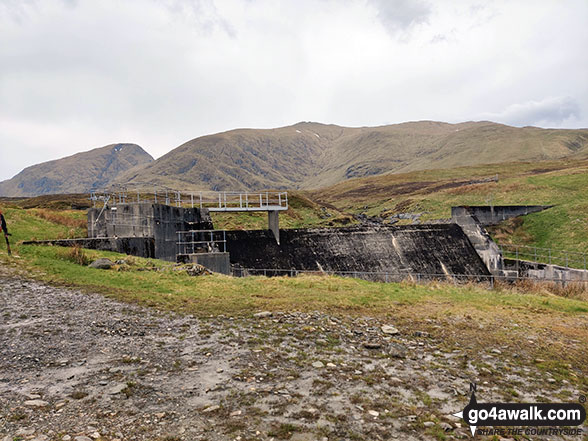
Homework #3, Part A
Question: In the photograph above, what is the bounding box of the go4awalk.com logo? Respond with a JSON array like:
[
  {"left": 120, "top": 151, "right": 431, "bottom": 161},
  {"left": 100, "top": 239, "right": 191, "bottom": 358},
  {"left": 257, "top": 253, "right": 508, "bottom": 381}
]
[{"left": 451, "top": 383, "right": 586, "bottom": 437}]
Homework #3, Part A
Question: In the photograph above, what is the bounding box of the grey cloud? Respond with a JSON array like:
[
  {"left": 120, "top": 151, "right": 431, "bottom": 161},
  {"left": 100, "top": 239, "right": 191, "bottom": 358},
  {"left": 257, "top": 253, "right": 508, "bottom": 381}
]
[
  {"left": 484, "top": 97, "right": 581, "bottom": 128},
  {"left": 368, "top": 0, "right": 431, "bottom": 34}
]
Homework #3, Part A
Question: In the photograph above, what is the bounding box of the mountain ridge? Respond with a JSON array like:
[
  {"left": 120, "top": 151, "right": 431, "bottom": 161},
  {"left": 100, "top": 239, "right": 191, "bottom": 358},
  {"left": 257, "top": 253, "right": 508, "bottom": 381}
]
[
  {"left": 3, "top": 120, "right": 588, "bottom": 196},
  {"left": 0, "top": 143, "right": 154, "bottom": 197},
  {"left": 115, "top": 120, "right": 588, "bottom": 191}
]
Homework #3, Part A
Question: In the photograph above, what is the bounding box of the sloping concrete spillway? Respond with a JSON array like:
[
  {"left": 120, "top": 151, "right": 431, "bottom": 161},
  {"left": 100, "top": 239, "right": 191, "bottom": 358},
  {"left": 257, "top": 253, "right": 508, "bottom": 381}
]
[{"left": 226, "top": 224, "right": 490, "bottom": 278}]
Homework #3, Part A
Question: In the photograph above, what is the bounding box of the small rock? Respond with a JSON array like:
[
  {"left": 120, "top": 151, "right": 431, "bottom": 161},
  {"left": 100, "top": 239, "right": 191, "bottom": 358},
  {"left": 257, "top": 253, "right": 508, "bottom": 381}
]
[
  {"left": 363, "top": 342, "right": 382, "bottom": 350},
  {"left": 17, "top": 429, "right": 36, "bottom": 436},
  {"left": 62, "top": 436, "right": 71, "bottom": 441},
  {"left": 326, "top": 362, "right": 336, "bottom": 368},
  {"left": 74, "top": 437, "right": 92, "bottom": 441},
  {"left": 24, "top": 399, "right": 49, "bottom": 407},
  {"left": 230, "top": 410, "right": 242, "bottom": 416},
  {"left": 440, "top": 422, "right": 453, "bottom": 431},
  {"left": 253, "top": 311, "right": 272, "bottom": 318},
  {"left": 202, "top": 404, "right": 220, "bottom": 413},
  {"left": 312, "top": 361, "right": 324, "bottom": 368},
  {"left": 381, "top": 325, "right": 399, "bottom": 335},
  {"left": 32, "top": 436, "right": 48, "bottom": 441},
  {"left": 491, "top": 348, "right": 502, "bottom": 355},
  {"left": 90, "top": 433, "right": 100, "bottom": 440},
  {"left": 89, "top": 258, "right": 114, "bottom": 269},
  {"left": 368, "top": 410, "right": 379, "bottom": 417},
  {"left": 389, "top": 342, "right": 407, "bottom": 358},
  {"left": 107, "top": 383, "right": 127, "bottom": 395},
  {"left": 55, "top": 401, "right": 67, "bottom": 409},
  {"left": 423, "top": 421, "right": 435, "bottom": 428}
]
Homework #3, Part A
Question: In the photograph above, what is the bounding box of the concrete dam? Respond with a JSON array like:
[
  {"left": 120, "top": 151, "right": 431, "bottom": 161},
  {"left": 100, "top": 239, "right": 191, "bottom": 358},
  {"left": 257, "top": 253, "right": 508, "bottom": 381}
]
[
  {"left": 24, "top": 190, "right": 564, "bottom": 281},
  {"left": 226, "top": 224, "right": 489, "bottom": 277},
  {"left": 79, "top": 197, "right": 491, "bottom": 278}
]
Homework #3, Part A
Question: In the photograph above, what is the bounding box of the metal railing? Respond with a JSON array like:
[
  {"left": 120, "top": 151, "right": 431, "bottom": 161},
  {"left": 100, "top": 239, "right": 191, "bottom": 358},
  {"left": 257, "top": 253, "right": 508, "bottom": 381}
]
[
  {"left": 90, "top": 188, "right": 288, "bottom": 211},
  {"left": 499, "top": 244, "right": 587, "bottom": 270},
  {"left": 176, "top": 230, "right": 227, "bottom": 255},
  {"left": 231, "top": 267, "right": 588, "bottom": 287}
]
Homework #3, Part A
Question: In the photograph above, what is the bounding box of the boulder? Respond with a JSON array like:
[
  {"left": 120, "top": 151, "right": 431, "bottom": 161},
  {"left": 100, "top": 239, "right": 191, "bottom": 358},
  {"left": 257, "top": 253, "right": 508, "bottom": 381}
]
[{"left": 89, "top": 258, "right": 114, "bottom": 269}]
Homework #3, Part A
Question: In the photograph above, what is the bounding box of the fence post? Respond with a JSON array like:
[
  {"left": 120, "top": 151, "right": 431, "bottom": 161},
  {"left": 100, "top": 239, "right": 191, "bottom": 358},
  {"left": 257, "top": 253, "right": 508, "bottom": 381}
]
[
  {"left": 191, "top": 193, "right": 194, "bottom": 208},
  {"left": 490, "top": 275, "right": 494, "bottom": 290}
]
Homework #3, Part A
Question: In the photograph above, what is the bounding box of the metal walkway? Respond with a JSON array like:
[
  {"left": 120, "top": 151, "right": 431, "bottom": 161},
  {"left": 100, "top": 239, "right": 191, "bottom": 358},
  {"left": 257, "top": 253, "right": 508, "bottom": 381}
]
[
  {"left": 90, "top": 187, "right": 287, "bottom": 244},
  {"left": 90, "top": 188, "right": 288, "bottom": 211}
]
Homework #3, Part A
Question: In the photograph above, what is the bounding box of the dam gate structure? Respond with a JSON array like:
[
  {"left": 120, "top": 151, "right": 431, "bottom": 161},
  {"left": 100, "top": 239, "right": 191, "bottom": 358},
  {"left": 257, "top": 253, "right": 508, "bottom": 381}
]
[
  {"left": 87, "top": 188, "right": 289, "bottom": 273},
  {"left": 85, "top": 188, "right": 493, "bottom": 280},
  {"left": 27, "top": 189, "right": 585, "bottom": 284}
]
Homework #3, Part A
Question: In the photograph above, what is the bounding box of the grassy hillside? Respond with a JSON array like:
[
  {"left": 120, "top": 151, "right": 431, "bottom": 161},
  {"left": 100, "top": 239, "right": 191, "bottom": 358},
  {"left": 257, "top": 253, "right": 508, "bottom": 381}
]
[
  {"left": 310, "top": 158, "right": 588, "bottom": 253},
  {"left": 0, "top": 143, "right": 153, "bottom": 197},
  {"left": 117, "top": 121, "right": 588, "bottom": 191}
]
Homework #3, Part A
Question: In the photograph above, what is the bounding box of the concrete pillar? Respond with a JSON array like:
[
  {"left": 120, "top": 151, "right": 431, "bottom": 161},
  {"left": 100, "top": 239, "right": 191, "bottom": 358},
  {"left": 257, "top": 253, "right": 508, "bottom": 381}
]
[{"left": 268, "top": 210, "right": 280, "bottom": 244}]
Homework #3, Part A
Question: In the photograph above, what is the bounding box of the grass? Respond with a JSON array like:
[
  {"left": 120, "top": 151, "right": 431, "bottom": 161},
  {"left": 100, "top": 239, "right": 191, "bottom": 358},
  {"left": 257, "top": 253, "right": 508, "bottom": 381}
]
[
  {"left": 0, "top": 201, "right": 586, "bottom": 388},
  {"left": 310, "top": 158, "right": 588, "bottom": 254},
  {"left": 4, "top": 244, "right": 587, "bottom": 318}
]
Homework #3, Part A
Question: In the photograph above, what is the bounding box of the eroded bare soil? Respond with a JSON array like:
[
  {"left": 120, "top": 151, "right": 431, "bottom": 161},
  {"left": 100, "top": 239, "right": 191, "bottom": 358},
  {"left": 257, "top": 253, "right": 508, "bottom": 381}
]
[{"left": 1, "top": 275, "right": 587, "bottom": 441}]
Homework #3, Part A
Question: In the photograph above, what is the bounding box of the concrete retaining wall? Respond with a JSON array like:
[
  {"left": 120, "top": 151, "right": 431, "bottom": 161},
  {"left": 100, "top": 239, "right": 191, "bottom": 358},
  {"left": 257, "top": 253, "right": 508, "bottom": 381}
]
[
  {"left": 226, "top": 224, "right": 490, "bottom": 277},
  {"left": 451, "top": 205, "right": 552, "bottom": 226},
  {"left": 178, "top": 252, "right": 231, "bottom": 275},
  {"left": 504, "top": 259, "right": 588, "bottom": 282},
  {"left": 22, "top": 237, "right": 155, "bottom": 258}
]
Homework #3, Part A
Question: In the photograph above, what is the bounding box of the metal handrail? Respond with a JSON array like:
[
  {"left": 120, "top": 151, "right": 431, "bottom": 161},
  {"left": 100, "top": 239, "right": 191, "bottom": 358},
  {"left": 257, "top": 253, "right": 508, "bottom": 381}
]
[
  {"left": 499, "top": 244, "right": 587, "bottom": 270},
  {"left": 90, "top": 188, "right": 288, "bottom": 211},
  {"left": 176, "top": 230, "right": 227, "bottom": 254},
  {"left": 231, "top": 267, "right": 588, "bottom": 287}
]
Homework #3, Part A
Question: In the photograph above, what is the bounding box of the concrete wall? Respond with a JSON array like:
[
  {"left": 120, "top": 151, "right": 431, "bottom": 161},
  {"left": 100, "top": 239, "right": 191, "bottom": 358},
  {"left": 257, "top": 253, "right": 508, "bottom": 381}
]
[
  {"left": 178, "top": 252, "right": 231, "bottom": 275},
  {"left": 504, "top": 258, "right": 588, "bottom": 282},
  {"left": 451, "top": 205, "right": 552, "bottom": 226},
  {"left": 88, "top": 203, "right": 213, "bottom": 261},
  {"left": 226, "top": 224, "right": 490, "bottom": 278},
  {"left": 451, "top": 210, "right": 504, "bottom": 274},
  {"left": 22, "top": 237, "right": 155, "bottom": 258}
]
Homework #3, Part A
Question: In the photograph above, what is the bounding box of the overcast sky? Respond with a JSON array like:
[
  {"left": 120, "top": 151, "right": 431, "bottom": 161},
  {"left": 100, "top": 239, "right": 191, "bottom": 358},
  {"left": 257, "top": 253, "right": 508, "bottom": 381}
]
[{"left": 1, "top": 0, "right": 587, "bottom": 181}]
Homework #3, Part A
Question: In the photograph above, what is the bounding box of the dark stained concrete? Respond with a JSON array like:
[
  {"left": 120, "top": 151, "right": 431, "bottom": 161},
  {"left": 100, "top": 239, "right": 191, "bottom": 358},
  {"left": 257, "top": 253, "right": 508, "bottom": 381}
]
[
  {"left": 451, "top": 205, "right": 553, "bottom": 226},
  {"left": 226, "top": 224, "right": 490, "bottom": 277}
]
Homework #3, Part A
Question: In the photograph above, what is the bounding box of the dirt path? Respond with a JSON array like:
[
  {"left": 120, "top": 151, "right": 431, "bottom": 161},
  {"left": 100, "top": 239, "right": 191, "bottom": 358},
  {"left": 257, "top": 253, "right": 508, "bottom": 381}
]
[{"left": 1, "top": 274, "right": 586, "bottom": 441}]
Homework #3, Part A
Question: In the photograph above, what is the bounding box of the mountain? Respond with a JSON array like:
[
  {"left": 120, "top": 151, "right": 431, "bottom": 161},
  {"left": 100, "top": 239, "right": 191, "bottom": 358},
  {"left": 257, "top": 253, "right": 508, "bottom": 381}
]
[
  {"left": 0, "top": 143, "right": 154, "bottom": 197},
  {"left": 116, "top": 121, "right": 588, "bottom": 191}
]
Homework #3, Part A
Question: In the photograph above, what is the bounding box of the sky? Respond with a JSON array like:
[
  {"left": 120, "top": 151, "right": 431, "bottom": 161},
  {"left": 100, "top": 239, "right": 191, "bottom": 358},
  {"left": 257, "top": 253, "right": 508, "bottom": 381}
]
[{"left": 1, "top": 0, "right": 587, "bottom": 181}]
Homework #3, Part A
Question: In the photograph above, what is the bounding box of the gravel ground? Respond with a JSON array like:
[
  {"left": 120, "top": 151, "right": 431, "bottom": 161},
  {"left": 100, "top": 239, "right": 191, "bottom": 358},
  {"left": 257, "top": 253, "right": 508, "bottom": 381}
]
[{"left": 1, "top": 273, "right": 586, "bottom": 441}]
